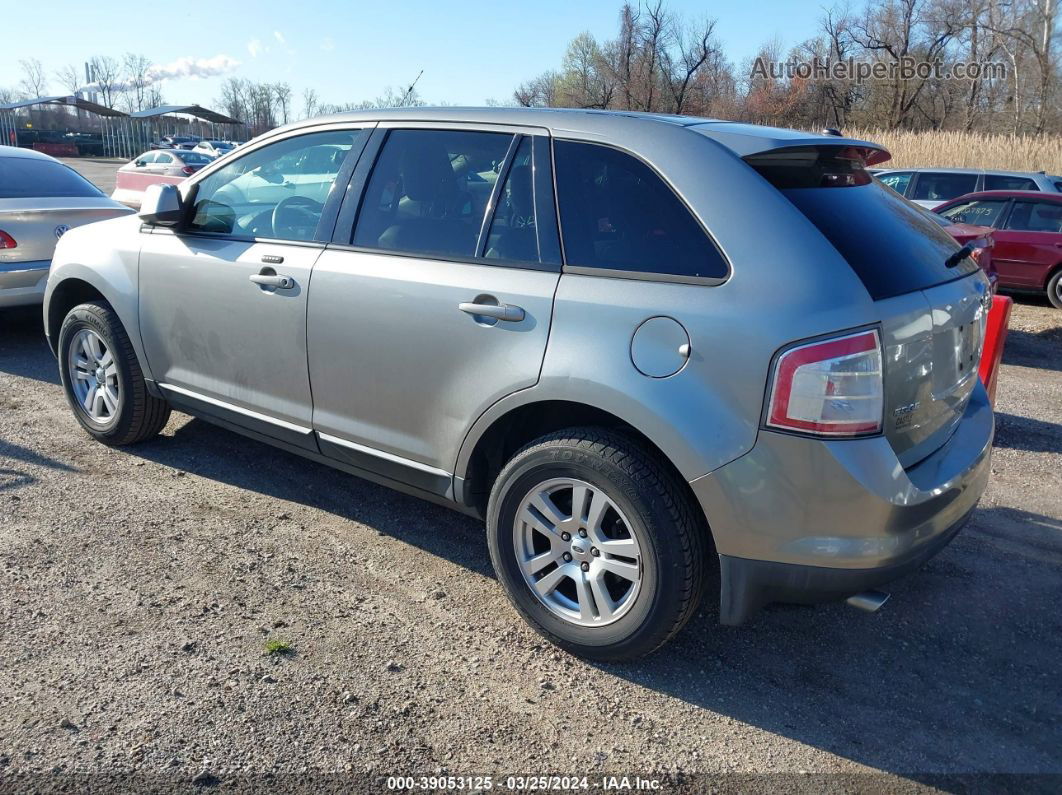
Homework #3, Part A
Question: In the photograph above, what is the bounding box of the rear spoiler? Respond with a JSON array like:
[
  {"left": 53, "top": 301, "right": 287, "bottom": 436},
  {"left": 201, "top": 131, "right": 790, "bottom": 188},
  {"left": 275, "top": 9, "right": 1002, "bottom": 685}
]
[{"left": 691, "top": 122, "right": 892, "bottom": 167}]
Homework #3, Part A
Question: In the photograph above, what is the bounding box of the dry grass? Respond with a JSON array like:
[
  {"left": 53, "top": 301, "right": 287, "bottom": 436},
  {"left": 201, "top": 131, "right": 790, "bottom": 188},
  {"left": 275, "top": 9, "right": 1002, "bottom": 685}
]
[{"left": 846, "top": 128, "right": 1062, "bottom": 174}]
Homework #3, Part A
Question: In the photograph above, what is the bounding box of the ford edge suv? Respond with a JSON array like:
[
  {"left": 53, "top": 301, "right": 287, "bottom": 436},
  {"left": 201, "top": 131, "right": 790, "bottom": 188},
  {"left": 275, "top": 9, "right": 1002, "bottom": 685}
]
[{"left": 43, "top": 109, "right": 993, "bottom": 660}]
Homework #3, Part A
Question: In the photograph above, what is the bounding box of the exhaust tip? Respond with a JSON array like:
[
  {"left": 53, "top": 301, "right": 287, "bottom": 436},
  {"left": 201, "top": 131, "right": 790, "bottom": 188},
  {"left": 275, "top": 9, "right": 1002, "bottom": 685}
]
[{"left": 846, "top": 590, "right": 891, "bottom": 613}]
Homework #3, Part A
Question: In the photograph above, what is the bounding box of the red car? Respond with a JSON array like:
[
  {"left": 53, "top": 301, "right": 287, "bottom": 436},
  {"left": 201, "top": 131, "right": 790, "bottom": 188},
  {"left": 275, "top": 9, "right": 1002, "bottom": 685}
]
[{"left": 935, "top": 190, "right": 1062, "bottom": 308}]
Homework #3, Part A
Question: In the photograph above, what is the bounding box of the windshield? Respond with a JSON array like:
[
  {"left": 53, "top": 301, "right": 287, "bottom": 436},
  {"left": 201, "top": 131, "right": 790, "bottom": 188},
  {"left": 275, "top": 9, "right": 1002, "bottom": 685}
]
[
  {"left": 747, "top": 146, "right": 979, "bottom": 299},
  {"left": 0, "top": 158, "right": 105, "bottom": 199}
]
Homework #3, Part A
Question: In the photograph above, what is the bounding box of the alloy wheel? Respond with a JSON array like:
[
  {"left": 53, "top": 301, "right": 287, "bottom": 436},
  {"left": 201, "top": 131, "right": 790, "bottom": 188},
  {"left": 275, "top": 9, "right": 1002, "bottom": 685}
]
[
  {"left": 68, "top": 329, "right": 120, "bottom": 423},
  {"left": 513, "top": 478, "right": 643, "bottom": 627}
]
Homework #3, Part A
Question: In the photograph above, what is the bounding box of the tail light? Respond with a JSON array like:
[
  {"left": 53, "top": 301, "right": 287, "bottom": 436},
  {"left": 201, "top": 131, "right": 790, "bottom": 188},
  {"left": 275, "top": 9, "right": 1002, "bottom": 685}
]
[
  {"left": 181, "top": 165, "right": 195, "bottom": 176},
  {"left": 970, "top": 247, "right": 984, "bottom": 264},
  {"left": 767, "top": 329, "right": 883, "bottom": 437},
  {"left": 0, "top": 230, "right": 16, "bottom": 249}
]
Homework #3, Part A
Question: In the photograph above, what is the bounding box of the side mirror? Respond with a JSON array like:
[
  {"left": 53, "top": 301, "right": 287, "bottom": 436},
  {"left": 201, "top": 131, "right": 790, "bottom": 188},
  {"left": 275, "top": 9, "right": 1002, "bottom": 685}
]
[{"left": 139, "top": 183, "right": 184, "bottom": 226}]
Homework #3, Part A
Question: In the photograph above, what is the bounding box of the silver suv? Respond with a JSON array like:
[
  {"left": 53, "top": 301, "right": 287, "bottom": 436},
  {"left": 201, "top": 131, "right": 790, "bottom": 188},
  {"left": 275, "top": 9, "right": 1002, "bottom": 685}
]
[{"left": 43, "top": 109, "right": 994, "bottom": 660}]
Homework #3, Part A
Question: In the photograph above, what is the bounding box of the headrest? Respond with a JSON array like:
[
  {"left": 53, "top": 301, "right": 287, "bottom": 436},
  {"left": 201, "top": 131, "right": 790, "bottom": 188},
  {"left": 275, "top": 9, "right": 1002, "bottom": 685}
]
[{"left": 402, "top": 140, "right": 456, "bottom": 202}]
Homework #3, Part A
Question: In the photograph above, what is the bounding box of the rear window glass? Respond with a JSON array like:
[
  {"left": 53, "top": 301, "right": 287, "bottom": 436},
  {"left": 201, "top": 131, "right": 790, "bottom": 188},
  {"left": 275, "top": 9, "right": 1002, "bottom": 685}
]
[
  {"left": 0, "top": 157, "right": 104, "bottom": 199},
  {"left": 983, "top": 174, "right": 1037, "bottom": 192},
  {"left": 910, "top": 172, "right": 978, "bottom": 202},
  {"left": 748, "top": 147, "right": 979, "bottom": 300},
  {"left": 553, "top": 140, "right": 728, "bottom": 280}
]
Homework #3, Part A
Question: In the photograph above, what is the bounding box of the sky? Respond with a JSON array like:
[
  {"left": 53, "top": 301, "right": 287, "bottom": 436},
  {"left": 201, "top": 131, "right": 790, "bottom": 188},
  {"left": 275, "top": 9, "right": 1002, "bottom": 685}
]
[{"left": 2, "top": 0, "right": 821, "bottom": 110}]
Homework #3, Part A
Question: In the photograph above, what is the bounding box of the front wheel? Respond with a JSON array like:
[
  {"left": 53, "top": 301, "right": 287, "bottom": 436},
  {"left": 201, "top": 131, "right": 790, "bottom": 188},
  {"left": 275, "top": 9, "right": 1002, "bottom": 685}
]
[
  {"left": 58, "top": 301, "right": 171, "bottom": 445},
  {"left": 487, "top": 428, "right": 707, "bottom": 661}
]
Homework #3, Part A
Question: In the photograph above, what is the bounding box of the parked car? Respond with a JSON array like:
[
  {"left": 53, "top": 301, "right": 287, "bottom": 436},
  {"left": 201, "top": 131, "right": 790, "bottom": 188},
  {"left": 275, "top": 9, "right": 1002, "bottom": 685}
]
[
  {"left": 151, "top": 135, "right": 202, "bottom": 151},
  {"left": 928, "top": 212, "right": 997, "bottom": 289},
  {"left": 0, "top": 145, "right": 132, "bottom": 308},
  {"left": 875, "top": 167, "right": 1062, "bottom": 209},
  {"left": 935, "top": 190, "right": 1062, "bottom": 308},
  {"left": 43, "top": 109, "right": 994, "bottom": 660},
  {"left": 193, "top": 139, "right": 236, "bottom": 159},
  {"left": 111, "top": 150, "right": 213, "bottom": 206}
]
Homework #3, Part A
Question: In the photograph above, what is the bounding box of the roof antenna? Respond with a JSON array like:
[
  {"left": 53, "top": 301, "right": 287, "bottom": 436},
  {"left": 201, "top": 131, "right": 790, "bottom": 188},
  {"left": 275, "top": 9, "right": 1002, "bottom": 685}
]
[{"left": 402, "top": 70, "right": 424, "bottom": 107}]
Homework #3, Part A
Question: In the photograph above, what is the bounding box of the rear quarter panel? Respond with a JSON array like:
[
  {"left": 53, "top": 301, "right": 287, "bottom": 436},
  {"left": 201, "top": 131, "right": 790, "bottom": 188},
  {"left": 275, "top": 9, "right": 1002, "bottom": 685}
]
[{"left": 458, "top": 124, "right": 880, "bottom": 482}]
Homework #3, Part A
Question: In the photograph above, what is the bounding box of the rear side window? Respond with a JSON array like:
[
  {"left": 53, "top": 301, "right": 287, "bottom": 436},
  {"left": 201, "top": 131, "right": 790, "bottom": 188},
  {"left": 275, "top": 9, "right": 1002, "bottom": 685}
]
[
  {"left": 877, "top": 171, "right": 912, "bottom": 195},
  {"left": 938, "top": 199, "right": 1009, "bottom": 227},
  {"left": 748, "top": 147, "right": 979, "bottom": 300},
  {"left": 0, "top": 158, "right": 104, "bottom": 199},
  {"left": 910, "top": 172, "right": 978, "bottom": 202},
  {"left": 553, "top": 140, "right": 728, "bottom": 280},
  {"left": 983, "top": 174, "right": 1037, "bottom": 192},
  {"left": 353, "top": 129, "right": 512, "bottom": 258},
  {"left": 1005, "top": 201, "right": 1062, "bottom": 233}
]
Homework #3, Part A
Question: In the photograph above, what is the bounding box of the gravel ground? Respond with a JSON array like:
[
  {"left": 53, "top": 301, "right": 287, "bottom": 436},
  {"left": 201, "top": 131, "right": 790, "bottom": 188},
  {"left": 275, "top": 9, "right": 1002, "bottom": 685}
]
[{"left": 1, "top": 295, "right": 1059, "bottom": 793}]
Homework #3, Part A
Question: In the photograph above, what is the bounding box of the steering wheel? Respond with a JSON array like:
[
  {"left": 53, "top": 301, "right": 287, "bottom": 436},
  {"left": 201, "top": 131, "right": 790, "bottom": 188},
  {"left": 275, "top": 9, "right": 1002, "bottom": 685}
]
[{"left": 271, "top": 195, "right": 323, "bottom": 240}]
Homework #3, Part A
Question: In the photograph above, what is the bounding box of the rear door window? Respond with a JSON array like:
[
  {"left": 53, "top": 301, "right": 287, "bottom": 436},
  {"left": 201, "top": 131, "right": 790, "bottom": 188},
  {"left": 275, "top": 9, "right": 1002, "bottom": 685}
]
[
  {"left": 553, "top": 140, "right": 727, "bottom": 280},
  {"left": 983, "top": 174, "right": 1038, "bottom": 192},
  {"left": 877, "top": 171, "right": 913, "bottom": 195},
  {"left": 910, "top": 172, "right": 978, "bottom": 203},
  {"left": 1004, "top": 201, "right": 1062, "bottom": 233},
  {"left": 747, "top": 147, "right": 979, "bottom": 300},
  {"left": 938, "top": 199, "right": 1009, "bottom": 227},
  {"left": 353, "top": 129, "right": 513, "bottom": 258}
]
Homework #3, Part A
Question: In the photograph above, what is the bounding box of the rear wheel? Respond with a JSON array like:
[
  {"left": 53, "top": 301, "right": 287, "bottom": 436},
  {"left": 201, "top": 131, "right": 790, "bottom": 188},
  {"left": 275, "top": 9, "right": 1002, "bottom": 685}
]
[
  {"left": 1047, "top": 268, "right": 1062, "bottom": 310},
  {"left": 58, "top": 301, "right": 171, "bottom": 445},
  {"left": 487, "top": 428, "right": 706, "bottom": 661}
]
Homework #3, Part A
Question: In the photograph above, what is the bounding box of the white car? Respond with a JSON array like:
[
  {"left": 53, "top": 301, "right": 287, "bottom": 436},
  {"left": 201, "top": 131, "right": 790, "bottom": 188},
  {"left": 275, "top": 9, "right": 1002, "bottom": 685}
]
[
  {"left": 875, "top": 167, "right": 1062, "bottom": 209},
  {"left": 193, "top": 140, "right": 236, "bottom": 159}
]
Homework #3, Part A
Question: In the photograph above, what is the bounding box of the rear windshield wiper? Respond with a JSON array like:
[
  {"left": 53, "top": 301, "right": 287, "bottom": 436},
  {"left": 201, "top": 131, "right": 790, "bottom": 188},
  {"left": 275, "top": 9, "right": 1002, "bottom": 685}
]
[{"left": 945, "top": 243, "right": 976, "bottom": 268}]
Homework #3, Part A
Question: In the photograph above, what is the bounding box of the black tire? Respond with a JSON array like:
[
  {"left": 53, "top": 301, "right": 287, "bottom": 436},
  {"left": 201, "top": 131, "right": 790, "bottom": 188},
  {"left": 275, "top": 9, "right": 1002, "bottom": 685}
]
[
  {"left": 57, "top": 300, "right": 171, "bottom": 445},
  {"left": 1047, "top": 268, "right": 1062, "bottom": 310},
  {"left": 487, "top": 427, "right": 707, "bottom": 662}
]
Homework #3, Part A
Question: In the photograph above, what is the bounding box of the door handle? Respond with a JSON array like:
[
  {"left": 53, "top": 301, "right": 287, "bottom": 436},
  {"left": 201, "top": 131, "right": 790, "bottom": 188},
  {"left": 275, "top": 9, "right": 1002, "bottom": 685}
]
[
  {"left": 250, "top": 272, "right": 294, "bottom": 289},
  {"left": 459, "top": 301, "right": 525, "bottom": 322}
]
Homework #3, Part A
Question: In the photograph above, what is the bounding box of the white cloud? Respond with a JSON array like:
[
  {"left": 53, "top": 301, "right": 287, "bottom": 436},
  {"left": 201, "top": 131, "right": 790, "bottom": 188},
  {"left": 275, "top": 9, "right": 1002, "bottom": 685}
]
[
  {"left": 149, "top": 54, "right": 241, "bottom": 81},
  {"left": 247, "top": 39, "right": 264, "bottom": 58},
  {"left": 273, "top": 30, "right": 286, "bottom": 45}
]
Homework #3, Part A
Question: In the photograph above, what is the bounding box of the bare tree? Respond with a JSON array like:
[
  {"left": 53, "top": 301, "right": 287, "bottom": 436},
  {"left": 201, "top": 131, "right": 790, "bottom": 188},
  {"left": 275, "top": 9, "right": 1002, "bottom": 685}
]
[
  {"left": 302, "top": 87, "right": 319, "bottom": 119},
  {"left": 122, "top": 53, "right": 154, "bottom": 112},
  {"left": 985, "top": 0, "right": 1057, "bottom": 132},
  {"left": 88, "top": 55, "right": 123, "bottom": 109},
  {"left": 19, "top": 58, "right": 47, "bottom": 98},
  {"left": 273, "top": 82, "right": 292, "bottom": 124}
]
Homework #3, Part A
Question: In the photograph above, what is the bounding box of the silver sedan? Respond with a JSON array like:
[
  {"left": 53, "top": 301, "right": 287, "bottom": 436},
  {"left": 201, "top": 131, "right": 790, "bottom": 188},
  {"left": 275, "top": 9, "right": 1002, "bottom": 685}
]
[{"left": 0, "top": 146, "right": 132, "bottom": 308}]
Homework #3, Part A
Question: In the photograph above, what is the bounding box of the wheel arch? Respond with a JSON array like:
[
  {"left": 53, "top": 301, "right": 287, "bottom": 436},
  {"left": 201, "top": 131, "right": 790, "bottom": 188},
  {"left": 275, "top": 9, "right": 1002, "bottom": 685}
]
[
  {"left": 45, "top": 277, "right": 106, "bottom": 355},
  {"left": 456, "top": 397, "right": 713, "bottom": 549},
  {"left": 44, "top": 263, "right": 153, "bottom": 385},
  {"left": 1043, "top": 261, "right": 1062, "bottom": 290}
]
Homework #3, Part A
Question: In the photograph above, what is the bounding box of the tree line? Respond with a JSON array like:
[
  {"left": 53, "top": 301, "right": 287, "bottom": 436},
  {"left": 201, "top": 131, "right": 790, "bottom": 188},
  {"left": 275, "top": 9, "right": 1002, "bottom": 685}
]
[
  {"left": 513, "top": 0, "right": 1062, "bottom": 135},
  {"left": 4, "top": 0, "right": 1059, "bottom": 138}
]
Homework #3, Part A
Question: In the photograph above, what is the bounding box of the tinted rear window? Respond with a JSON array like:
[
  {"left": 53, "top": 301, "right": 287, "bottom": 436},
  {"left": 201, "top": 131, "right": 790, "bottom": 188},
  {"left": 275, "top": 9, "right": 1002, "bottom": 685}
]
[
  {"left": 748, "top": 147, "right": 979, "bottom": 300},
  {"left": 0, "top": 157, "right": 104, "bottom": 199}
]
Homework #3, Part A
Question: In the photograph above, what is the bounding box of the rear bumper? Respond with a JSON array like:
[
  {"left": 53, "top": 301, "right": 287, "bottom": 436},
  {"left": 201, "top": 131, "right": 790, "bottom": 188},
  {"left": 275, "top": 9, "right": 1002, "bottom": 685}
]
[
  {"left": 691, "top": 381, "right": 994, "bottom": 624},
  {"left": 0, "top": 259, "right": 49, "bottom": 308}
]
